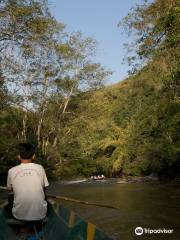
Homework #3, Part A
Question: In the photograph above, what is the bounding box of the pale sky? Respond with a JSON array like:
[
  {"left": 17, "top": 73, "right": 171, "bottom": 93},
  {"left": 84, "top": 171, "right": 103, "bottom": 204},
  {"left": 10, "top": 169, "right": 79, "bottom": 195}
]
[{"left": 49, "top": 0, "right": 144, "bottom": 84}]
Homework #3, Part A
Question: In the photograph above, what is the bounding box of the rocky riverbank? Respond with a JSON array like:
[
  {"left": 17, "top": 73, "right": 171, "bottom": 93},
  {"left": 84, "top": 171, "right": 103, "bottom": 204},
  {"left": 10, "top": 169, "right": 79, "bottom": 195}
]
[
  {"left": 0, "top": 175, "right": 179, "bottom": 202},
  {"left": 116, "top": 175, "right": 159, "bottom": 184},
  {"left": 54, "top": 175, "right": 180, "bottom": 186}
]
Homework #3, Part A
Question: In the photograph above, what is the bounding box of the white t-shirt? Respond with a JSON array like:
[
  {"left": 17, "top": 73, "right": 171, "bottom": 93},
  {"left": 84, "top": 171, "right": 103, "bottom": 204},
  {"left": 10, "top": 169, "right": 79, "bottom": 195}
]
[{"left": 7, "top": 163, "right": 49, "bottom": 221}]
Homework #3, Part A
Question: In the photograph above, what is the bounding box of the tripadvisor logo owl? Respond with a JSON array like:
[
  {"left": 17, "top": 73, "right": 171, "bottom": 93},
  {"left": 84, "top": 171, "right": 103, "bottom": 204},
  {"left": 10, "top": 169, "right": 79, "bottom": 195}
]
[{"left": 135, "top": 227, "right": 143, "bottom": 235}]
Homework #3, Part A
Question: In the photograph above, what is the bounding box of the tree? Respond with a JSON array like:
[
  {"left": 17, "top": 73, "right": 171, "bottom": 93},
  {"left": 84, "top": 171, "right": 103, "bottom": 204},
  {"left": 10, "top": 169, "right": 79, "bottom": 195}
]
[
  {"left": 119, "top": 0, "right": 179, "bottom": 74},
  {"left": 116, "top": 0, "right": 180, "bottom": 177},
  {"left": 36, "top": 31, "right": 111, "bottom": 157}
]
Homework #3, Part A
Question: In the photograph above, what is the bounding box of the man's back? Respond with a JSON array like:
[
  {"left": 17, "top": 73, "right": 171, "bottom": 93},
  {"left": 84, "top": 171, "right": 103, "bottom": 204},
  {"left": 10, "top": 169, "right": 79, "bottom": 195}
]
[{"left": 7, "top": 162, "right": 49, "bottom": 221}]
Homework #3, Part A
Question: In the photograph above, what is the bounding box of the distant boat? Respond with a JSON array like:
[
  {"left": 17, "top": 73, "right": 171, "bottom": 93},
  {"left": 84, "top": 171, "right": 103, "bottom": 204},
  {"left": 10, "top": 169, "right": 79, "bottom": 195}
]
[
  {"left": 91, "top": 175, "right": 106, "bottom": 181},
  {"left": 0, "top": 201, "right": 113, "bottom": 240}
]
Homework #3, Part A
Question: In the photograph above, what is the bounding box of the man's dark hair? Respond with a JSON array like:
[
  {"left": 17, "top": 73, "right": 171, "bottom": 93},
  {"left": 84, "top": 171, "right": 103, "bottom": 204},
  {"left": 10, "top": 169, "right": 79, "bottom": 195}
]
[{"left": 18, "top": 143, "right": 35, "bottom": 159}]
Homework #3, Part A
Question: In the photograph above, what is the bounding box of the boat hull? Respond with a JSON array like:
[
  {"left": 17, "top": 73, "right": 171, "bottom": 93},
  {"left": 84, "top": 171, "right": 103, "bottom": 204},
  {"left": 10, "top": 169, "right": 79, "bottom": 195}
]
[{"left": 0, "top": 201, "right": 113, "bottom": 240}]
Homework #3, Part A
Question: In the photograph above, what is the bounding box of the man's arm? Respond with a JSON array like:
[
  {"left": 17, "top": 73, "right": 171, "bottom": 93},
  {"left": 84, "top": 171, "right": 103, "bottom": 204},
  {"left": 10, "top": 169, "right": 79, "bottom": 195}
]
[
  {"left": 41, "top": 166, "right": 49, "bottom": 200},
  {"left": 42, "top": 166, "right": 49, "bottom": 188},
  {"left": 7, "top": 170, "right": 12, "bottom": 190}
]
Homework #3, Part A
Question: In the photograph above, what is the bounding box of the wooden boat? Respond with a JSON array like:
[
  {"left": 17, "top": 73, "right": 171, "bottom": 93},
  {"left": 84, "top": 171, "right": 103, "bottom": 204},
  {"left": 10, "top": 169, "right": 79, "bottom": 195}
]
[{"left": 0, "top": 201, "right": 113, "bottom": 240}]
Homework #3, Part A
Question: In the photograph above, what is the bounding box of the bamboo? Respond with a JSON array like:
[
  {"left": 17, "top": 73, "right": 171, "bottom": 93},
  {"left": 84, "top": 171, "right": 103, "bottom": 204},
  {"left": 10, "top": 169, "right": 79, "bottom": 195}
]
[{"left": 47, "top": 194, "right": 120, "bottom": 210}]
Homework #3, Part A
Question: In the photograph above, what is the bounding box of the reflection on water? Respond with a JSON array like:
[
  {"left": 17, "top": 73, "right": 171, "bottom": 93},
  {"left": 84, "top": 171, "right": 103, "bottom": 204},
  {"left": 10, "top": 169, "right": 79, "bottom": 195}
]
[{"left": 49, "top": 182, "right": 180, "bottom": 240}]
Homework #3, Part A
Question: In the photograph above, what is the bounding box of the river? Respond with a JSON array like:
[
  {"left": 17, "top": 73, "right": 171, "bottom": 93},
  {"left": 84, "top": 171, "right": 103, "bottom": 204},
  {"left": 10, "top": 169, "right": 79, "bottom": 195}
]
[{"left": 49, "top": 181, "right": 180, "bottom": 240}]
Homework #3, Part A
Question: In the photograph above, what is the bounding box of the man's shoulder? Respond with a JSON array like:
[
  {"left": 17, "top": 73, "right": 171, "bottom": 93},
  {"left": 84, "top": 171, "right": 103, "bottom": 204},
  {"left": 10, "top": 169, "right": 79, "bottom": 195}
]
[
  {"left": 8, "top": 165, "right": 21, "bottom": 173},
  {"left": 31, "top": 163, "right": 46, "bottom": 173},
  {"left": 31, "top": 163, "right": 44, "bottom": 169},
  {"left": 8, "top": 163, "right": 44, "bottom": 173}
]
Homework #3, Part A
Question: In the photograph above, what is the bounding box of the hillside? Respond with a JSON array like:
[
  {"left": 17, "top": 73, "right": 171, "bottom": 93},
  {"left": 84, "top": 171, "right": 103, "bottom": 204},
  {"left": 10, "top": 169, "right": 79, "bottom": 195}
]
[{"left": 54, "top": 63, "right": 179, "bottom": 179}]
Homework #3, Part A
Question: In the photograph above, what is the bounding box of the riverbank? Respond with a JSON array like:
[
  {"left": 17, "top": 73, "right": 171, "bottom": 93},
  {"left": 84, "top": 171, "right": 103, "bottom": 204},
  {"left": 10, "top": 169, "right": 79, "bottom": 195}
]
[
  {"left": 52, "top": 175, "right": 180, "bottom": 187},
  {"left": 0, "top": 175, "right": 179, "bottom": 201}
]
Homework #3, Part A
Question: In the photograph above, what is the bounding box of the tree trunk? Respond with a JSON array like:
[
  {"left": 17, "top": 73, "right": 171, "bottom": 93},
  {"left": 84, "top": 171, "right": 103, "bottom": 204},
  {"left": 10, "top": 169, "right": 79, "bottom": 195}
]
[
  {"left": 37, "top": 75, "right": 48, "bottom": 147},
  {"left": 22, "top": 110, "right": 27, "bottom": 141},
  {"left": 62, "top": 86, "right": 74, "bottom": 114}
]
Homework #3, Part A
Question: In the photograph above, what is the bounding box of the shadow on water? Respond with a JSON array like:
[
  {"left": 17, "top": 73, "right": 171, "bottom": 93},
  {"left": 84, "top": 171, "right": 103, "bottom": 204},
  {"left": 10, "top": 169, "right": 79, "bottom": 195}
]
[{"left": 49, "top": 182, "right": 180, "bottom": 240}]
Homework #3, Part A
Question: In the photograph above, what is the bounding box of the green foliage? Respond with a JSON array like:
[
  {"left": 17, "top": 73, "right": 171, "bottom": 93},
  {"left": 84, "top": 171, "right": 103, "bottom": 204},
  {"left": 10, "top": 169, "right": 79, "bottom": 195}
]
[
  {"left": 0, "top": 108, "right": 22, "bottom": 184},
  {"left": 119, "top": 0, "right": 180, "bottom": 72},
  {"left": 0, "top": 0, "right": 179, "bottom": 182}
]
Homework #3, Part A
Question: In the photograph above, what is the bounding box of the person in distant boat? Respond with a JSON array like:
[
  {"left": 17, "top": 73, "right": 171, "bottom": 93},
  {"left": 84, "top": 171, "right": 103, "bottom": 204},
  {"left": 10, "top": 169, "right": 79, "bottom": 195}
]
[{"left": 7, "top": 143, "right": 49, "bottom": 221}]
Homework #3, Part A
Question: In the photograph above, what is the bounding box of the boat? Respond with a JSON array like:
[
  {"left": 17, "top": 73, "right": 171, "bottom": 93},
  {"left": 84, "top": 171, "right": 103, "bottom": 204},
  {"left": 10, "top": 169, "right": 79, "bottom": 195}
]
[
  {"left": 0, "top": 200, "right": 113, "bottom": 240},
  {"left": 91, "top": 175, "right": 106, "bottom": 181},
  {"left": 93, "top": 177, "right": 105, "bottom": 181}
]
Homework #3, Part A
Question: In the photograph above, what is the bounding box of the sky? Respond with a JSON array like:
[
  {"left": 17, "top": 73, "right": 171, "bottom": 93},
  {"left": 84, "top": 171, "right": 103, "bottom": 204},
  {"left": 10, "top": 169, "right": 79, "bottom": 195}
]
[{"left": 49, "top": 0, "right": 144, "bottom": 84}]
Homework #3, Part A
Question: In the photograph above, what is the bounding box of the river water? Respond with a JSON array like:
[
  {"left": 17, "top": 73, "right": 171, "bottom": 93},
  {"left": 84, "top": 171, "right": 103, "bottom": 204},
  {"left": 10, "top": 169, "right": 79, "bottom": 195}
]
[{"left": 49, "top": 181, "right": 180, "bottom": 240}]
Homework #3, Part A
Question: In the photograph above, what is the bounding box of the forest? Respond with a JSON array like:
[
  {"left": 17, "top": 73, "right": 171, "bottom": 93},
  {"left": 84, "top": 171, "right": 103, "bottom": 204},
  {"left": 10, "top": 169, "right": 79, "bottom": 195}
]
[{"left": 0, "top": 0, "right": 179, "bottom": 182}]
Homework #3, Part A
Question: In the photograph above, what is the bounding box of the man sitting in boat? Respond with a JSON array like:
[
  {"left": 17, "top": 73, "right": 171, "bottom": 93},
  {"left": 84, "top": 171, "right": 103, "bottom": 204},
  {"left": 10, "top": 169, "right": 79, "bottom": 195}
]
[{"left": 6, "top": 143, "right": 49, "bottom": 221}]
